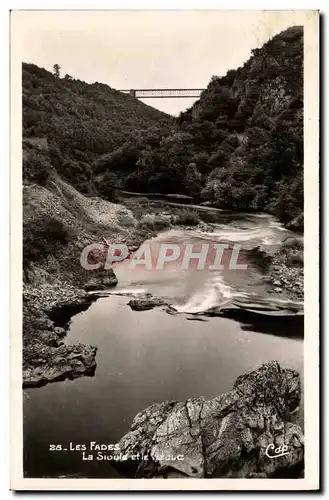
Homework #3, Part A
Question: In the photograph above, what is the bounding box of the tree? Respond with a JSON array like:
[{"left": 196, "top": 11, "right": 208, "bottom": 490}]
[
  {"left": 64, "top": 74, "right": 73, "bottom": 81},
  {"left": 96, "top": 171, "right": 118, "bottom": 202},
  {"left": 184, "top": 163, "right": 202, "bottom": 198},
  {"left": 53, "top": 64, "right": 61, "bottom": 78}
]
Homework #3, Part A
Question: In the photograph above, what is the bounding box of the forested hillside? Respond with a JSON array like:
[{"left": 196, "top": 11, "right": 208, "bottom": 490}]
[
  {"left": 95, "top": 26, "right": 303, "bottom": 228},
  {"left": 22, "top": 63, "right": 173, "bottom": 194},
  {"left": 23, "top": 25, "right": 303, "bottom": 229},
  {"left": 186, "top": 25, "right": 303, "bottom": 228}
]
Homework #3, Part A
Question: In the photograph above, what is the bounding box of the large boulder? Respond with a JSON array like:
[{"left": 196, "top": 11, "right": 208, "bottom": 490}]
[{"left": 116, "top": 361, "right": 303, "bottom": 478}]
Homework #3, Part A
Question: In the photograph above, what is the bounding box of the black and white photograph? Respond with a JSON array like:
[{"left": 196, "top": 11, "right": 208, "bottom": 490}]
[{"left": 10, "top": 8, "right": 319, "bottom": 490}]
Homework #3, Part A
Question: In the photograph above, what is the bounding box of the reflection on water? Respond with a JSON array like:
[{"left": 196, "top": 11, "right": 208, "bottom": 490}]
[{"left": 23, "top": 211, "right": 303, "bottom": 478}]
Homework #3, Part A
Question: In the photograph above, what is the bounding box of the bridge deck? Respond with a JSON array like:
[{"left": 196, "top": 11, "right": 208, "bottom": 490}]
[{"left": 119, "top": 89, "right": 205, "bottom": 98}]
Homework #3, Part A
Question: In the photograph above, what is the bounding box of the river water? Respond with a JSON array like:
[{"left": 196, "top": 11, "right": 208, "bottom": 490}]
[{"left": 23, "top": 211, "right": 303, "bottom": 478}]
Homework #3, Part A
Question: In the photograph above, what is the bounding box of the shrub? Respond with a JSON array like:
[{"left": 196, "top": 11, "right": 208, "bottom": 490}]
[
  {"left": 137, "top": 214, "right": 154, "bottom": 230},
  {"left": 199, "top": 211, "right": 218, "bottom": 223},
  {"left": 95, "top": 171, "right": 118, "bottom": 202},
  {"left": 154, "top": 214, "right": 172, "bottom": 229},
  {"left": 137, "top": 213, "right": 171, "bottom": 231},
  {"left": 285, "top": 253, "right": 304, "bottom": 267},
  {"left": 175, "top": 209, "right": 200, "bottom": 226},
  {"left": 23, "top": 149, "right": 51, "bottom": 185},
  {"left": 116, "top": 210, "right": 136, "bottom": 228},
  {"left": 23, "top": 217, "right": 72, "bottom": 268},
  {"left": 134, "top": 197, "right": 151, "bottom": 204}
]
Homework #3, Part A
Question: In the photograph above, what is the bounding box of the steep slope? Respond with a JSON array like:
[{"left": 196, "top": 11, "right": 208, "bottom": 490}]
[
  {"left": 106, "top": 26, "right": 303, "bottom": 228},
  {"left": 189, "top": 25, "right": 303, "bottom": 227},
  {"left": 22, "top": 171, "right": 139, "bottom": 386},
  {"left": 22, "top": 63, "right": 173, "bottom": 194}
]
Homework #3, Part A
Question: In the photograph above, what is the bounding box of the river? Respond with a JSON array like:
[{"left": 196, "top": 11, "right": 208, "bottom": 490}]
[{"left": 23, "top": 210, "right": 303, "bottom": 478}]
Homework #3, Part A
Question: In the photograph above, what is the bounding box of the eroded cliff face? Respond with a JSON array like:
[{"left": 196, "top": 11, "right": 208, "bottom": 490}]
[{"left": 116, "top": 361, "right": 303, "bottom": 479}]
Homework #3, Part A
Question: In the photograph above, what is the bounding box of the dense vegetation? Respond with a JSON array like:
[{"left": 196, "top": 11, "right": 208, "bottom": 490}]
[
  {"left": 94, "top": 26, "right": 303, "bottom": 228},
  {"left": 22, "top": 63, "right": 173, "bottom": 193},
  {"left": 23, "top": 216, "right": 72, "bottom": 275},
  {"left": 23, "top": 26, "right": 303, "bottom": 229}
]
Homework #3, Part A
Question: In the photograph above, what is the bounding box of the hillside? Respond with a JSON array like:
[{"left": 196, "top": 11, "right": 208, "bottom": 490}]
[
  {"left": 95, "top": 26, "right": 303, "bottom": 229},
  {"left": 22, "top": 63, "right": 174, "bottom": 194},
  {"left": 23, "top": 27, "right": 303, "bottom": 228},
  {"left": 188, "top": 25, "right": 303, "bottom": 228}
]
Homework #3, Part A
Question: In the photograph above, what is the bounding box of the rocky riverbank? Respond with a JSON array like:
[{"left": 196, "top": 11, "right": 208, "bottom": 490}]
[
  {"left": 265, "top": 237, "right": 304, "bottom": 301},
  {"left": 22, "top": 174, "right": 132, "bottom": 387},
  {"left": 22, "top": 176, "right": 214, "bottom": 387},
  {"left": 23, "top": 282, "right": 97, "bottom": 387},
  {"left": 115, "top": 361, "right": 304, "bottom": 479}
]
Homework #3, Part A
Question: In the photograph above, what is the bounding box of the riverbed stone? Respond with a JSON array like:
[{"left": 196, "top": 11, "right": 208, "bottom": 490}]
[
  {"left": 54, "top": 326, "right": 66, "bottom": 337},
  {"left": 128, "top": 296, "right": 166, "bottom": 311},
  {"left": 116, "top": 361, "right": 303, "bottom": 478}
]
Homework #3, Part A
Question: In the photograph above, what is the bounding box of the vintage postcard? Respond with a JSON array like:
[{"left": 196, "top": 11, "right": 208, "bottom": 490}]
[{"left": 10, "top": 9, "right": 319, "bottom": 490}]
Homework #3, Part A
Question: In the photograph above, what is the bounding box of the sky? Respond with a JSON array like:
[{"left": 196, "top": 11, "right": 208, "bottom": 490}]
[{"left": 12, "top": 10, "right": 309, "bottom": 116}]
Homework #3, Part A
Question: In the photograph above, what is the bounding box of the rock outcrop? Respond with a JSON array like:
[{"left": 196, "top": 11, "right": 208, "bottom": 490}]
[
  {"left": 23, "top": 283, "right": 98, "bottom": 387},
  {"left": 128, "top": 295, "right": 167, "bottom": 311},
  {"left": 116, "top": 362, "right": 303, "bottom": 478},
  {"left": 23, "top": 343, "right": 97, "bottom": 388}
]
